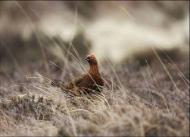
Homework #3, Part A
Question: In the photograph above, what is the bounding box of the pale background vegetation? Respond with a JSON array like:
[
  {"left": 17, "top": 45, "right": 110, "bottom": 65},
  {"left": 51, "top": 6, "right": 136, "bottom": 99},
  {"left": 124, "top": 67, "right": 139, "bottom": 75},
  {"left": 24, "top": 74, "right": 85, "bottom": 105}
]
[{"left": 0, "top": 1, "right": 189, "bottom": 136}]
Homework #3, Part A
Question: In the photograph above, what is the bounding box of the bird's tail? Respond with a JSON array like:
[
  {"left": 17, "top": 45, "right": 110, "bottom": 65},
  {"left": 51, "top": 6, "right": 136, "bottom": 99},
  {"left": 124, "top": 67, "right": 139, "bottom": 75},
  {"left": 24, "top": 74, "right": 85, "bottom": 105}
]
[{"left": 51, "top": 79, "right": 84, "bottom": 97}]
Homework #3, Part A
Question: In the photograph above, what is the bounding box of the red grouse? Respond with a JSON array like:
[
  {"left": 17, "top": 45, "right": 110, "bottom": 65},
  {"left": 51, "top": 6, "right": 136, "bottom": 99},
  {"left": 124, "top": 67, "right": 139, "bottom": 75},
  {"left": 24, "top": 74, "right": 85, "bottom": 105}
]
[{"left": 51, "top": 54, "right": 104, "bottom": 96}]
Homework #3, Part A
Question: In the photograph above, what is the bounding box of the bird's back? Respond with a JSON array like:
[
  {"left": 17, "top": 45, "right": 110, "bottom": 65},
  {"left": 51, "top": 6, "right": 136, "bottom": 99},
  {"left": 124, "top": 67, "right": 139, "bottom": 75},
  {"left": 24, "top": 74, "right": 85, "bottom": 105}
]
[{"left": 67, "top": 74, "right": 104, "bottom": 92}]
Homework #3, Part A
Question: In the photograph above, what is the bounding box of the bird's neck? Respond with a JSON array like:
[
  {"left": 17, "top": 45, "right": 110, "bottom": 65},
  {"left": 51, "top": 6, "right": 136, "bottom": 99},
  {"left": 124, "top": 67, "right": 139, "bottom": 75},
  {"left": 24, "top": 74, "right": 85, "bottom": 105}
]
[{"left": 89, "top": 64, "right": 100, "bottom": 76}]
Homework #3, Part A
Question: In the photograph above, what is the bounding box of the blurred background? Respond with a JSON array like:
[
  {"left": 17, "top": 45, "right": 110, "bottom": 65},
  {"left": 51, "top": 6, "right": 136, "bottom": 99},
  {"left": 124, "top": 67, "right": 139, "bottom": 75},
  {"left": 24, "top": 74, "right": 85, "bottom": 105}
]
[
  {"left": 0, "top": 1, "right": 189, "bottom": 136},
  {"left": 0, "top": 1, "right": 189, "bottom": 76}
]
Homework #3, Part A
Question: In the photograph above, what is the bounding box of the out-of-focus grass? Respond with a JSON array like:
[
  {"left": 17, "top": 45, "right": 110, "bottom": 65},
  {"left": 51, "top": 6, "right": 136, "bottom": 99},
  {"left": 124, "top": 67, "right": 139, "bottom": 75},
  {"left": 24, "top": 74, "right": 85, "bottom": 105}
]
[
  {"left": 0, "top": 1, "right": 189, "bottom": 136},
  {"left": 0, "top": 47, "right": 189, "bottom": 136}
]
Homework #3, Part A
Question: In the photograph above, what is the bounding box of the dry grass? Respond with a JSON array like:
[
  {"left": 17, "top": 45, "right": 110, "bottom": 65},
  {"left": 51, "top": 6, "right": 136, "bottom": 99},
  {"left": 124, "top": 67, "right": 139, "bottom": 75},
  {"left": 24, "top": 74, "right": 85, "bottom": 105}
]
[
  {"left": 0, "top": 2, "right": 189, "bottom": 136},
  {"left": 0, "top": 51, "right": 189, "bottom": 136}
]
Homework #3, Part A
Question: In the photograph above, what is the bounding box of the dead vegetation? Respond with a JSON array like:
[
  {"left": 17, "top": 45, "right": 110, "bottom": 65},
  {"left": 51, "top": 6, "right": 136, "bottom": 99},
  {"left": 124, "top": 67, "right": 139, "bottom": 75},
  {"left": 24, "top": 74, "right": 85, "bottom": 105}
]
[
  {"left": 0, "top": 52, "right": 189, "bottom": 136},
  {"left": 0, "top": 1, "right": 189, "bottom": 136}
]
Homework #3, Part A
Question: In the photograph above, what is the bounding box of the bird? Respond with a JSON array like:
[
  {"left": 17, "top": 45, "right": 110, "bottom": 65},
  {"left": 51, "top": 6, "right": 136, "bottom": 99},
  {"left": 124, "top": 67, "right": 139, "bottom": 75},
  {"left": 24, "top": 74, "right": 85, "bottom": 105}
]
[{"left": 51, "top": 54, "right": 104, "bottom": 96}]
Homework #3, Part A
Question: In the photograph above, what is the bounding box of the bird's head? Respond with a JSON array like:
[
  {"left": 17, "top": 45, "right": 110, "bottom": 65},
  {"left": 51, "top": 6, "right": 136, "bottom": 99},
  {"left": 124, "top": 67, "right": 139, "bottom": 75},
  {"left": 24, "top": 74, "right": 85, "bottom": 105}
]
[{"left": 85, "top": 53, "right": 97, "bottom": 65}]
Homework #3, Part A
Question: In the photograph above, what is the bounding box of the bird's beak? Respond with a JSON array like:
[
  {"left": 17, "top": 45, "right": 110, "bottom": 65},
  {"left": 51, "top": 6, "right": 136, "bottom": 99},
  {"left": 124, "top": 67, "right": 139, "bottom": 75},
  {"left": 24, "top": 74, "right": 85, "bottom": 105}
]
[{"left": 85, "top": 57, "right": 88, "bottom": 62}]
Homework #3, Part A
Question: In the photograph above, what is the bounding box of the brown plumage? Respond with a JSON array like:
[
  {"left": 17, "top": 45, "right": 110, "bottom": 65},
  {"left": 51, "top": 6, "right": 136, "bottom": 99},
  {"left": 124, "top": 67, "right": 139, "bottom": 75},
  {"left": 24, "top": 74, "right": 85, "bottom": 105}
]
[{"left": 51, "top": 54, "right": 104, "bottom": 96}]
